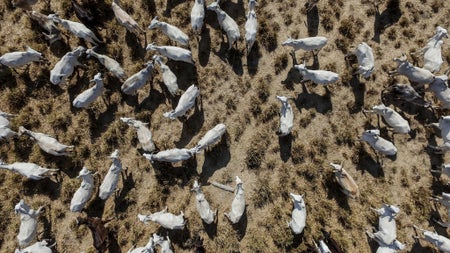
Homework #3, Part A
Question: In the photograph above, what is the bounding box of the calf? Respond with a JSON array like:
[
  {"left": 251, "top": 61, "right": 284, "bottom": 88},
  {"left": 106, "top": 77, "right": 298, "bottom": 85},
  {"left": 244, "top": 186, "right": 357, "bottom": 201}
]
[
  {"left": 14, "top": 199, "right": 45, "bottom": 247},
  {"left": 329, "top": 162, "right": 359, "bottom": 198},
  {"left": 120, "top": 118, "right": 156, "bottom": 152},
  {"left": 112, "top": 0, "right": 145, "bottom": 37},
  {"left": 191, "top": 180, "right": 216, "bottom": 224},
  {"left": 225, "top": 176, "right": 246, "bottom": 224},
  {"left": 207, "top": 1, "right": 240, "bottom": 50},
  {"left": 50, "top": 46, "right": 86, "bottom": 85},
  {"left": 121, "top": 62, "right": 153, "bottom": 95},
  {"left": 0, "top": 46, "right": 43, "bottom": 68},
  {"left": 70, "top": 167, "right": 95, "bottom": 212},
  {"left": 76, "top": 216, "right": 110, "bottom": 253},
  {"left": 368, "top": 204, "right": 400, "bottom": 245},
  {"left": 294, "top": 63, "right": 339, "bottom": 85},
  {"left": 143, "top": 148, "right": 194, "bottom": 163},
  {"left": 86, "top": 48, "right": 127, "bottom": 80},
  {"left": 138, "top": 206, "right": 185, "bottom": 230},
  {"left": 99, "top": 150, "right": 122, "bottom": 200},
  {"left": 364, "top": 104, "right": 410, "bottom": 133},
  {"left": 72, "top": 72, "right": 104, "bottom": 109},
  {"left": 360, "top": 129, "right": 397, "bottom": 156},
  {"left": 0, "top": 160, "right": 59, "bottom": 180},
  {"left": 390, "top": 53, "right": 435, "bottom": 85},
  {"left": 153, "top": 55, "right": 179, "bottom": 96},
  {"left": 19, "top": 126, "right": 74, "bottom": 156},
  {"left": 146, "top": 43, "right": 194, "bottom": 64},
  {"left": 414, "top": 225, "right": 450, "bottom": 252},
  {"left": 49, "top": 14, "right": 101, "bottom": 45},
  {"left": 191, "top": 123, "right": 226, "bottom": 153},
  {"left": 163, "top": 84, "right": 199, "bottom": 119},
  {"left": 148, "top": 16, "right": 189, "bottom": 46},
  {"left": 276, "top": 96, "right": 294, "bottom": 136},
  {"left": 288, "top": 193, "right": 306, "bottom": 234}
]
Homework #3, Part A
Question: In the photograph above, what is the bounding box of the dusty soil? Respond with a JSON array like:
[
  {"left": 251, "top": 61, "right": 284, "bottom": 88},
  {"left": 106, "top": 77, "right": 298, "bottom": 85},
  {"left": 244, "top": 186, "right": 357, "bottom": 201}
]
[{"left": 0, "top": 0, "right": 450, "bottom": 252}]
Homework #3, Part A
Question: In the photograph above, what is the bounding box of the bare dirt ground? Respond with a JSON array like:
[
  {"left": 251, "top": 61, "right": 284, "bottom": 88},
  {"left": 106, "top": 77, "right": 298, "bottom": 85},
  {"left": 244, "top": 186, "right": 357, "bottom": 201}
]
[{"left": 1, "top": 0, "right": 450, "bottom": 252}]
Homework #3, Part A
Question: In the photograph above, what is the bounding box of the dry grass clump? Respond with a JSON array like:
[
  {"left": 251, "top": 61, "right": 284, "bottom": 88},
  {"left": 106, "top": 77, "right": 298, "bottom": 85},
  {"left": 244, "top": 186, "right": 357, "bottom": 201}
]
[
  {"left": 320, "top": 9, "right": 335, "bottom": 31},
  {"left": 259, "top": 103, "right": 278, "bottom": 123},
  {"left": 338, "top": 16, "right": 364, "bottom": 40},
  {"left": 258, "top": 15, "right": 279, "bottom": 52},
  {"left": 251, "top": 177, "right": 273, "bottom": 208},
  {"left": 246, "top": 131, "right": 270, "bottom": 169},
  {"left": 430, "top": 0, "right": 444, "bottom": 13},
  {"left": 266, "top": 205, "right": 295, "bottom": 250},
  {"left": 245, "top": 229, "right": 269, "bottom": 252},
  {"left": 291, "top": 142, "right": 306, "bottom": 164},
  {"left": 274, "top": 53, "right": 288, "bottom": 75}
]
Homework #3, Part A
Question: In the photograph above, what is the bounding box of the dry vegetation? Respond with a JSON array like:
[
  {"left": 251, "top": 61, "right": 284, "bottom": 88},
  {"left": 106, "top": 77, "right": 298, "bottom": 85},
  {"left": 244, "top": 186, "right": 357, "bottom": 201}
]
[{"left": 0, "top": 0, "right": 450, "bottom": 252}]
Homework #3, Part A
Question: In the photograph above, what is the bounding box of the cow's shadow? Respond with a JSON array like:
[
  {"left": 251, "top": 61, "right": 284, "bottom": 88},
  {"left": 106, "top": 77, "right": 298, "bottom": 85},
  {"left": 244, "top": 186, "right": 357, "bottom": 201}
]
[
  {"left": 200, "top": 133, "right": 231, "bottom": 183},
  {"left": 279, "top": 134, "right": 293, "bottom": 162},
  {"left": 372, "top": 0, "right": 402, "bottom": 43}
]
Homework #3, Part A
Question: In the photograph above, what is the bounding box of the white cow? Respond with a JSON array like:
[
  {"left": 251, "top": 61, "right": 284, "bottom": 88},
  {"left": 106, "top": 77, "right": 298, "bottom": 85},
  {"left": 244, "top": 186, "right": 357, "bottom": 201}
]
[
  {"left": 346, "top": 42, "right": 375, "bottom": 79},
  {"left": 112, "top": 0, "right": 145, "bottom": 37},
  {"left": 19, "top": 126, "right": 74, "bottom": 156},
  {"left": 50, "top": 46, "right": 86, "bottom": 85},
  {"left": 414, "top": 225, "right": 450, "bottom": 252},
  {"left": 163, "top": 84, "right": 199, "bottom": 119},
  {"left": 288, "top": 193, "right": 306, "bottom": 234},
  {"left": 360, "top": 130, "right": 397, "bottom": 156},
  {"left": 153, "top": 55, "right": 179, "bottom": 96},
  {"left": 121, "top": 62, "right": 153, "bottom": 95},
  {"left": 146, "top": 43, "right": 194, "bottom": 64},
  {"left": 365, "top": 235, "right": 405, "bottom": 253},
  {"left": 430, "top": 192, "right": 450, "bottom": 227},
  {"left": 138, "top": 206, "right": 185, "bottom": 230},
  {"left": 207, "top": 1, "right": 240, "bottom": 50},
  {"left": 225, "top": 176, "right": 246, "bottom": 224},
  {"left": 153, "top": 234, "right": 173, "bottom": 253},
  {"left": 313, "top": 240, "right": 331, "bottom": 253},
  {"left": 294, "top": 64, "right": 339, "bottom": 85},
  {"left": 49, "top": 14, "right": 101, "bottom": 45},
  {"left": 329, "top": 162, "right": 359, "bottom": 198},
  {"left": 282, "top": 36, "right": 328, "bottom": 55},
  {"left": 245, "top": 10, "right": 258, "bottom": 55},
  {"left": 191, "top": 180, "right": 216, "bottom": 224},
  {"left": 191, "top": 123, "right": 226, "bottom": 153},
  {"left": 428, "top": 75, "right": 450, "bottom": 109},
  {"left": 15, "top": 240, "right": 55, "bottom": 253},
  {"left": 369, "top": 204, "right": 400, "bottom": 245},
  {"left": 414, "top": 26, "right": 448, "bottom": 73},
  {"left": 437, "top": 116, "right": 450, "bottom": 143},
  {"left": 73, "top": 72, "right": 104, "bottom": 108},
  {"left": 99, "top": 149, "right": 122, "bottom": 200},
  {"left": 148, "top": 16, "right": 189, "bottom": 46},
  {"left": 127, "top": 235, "right": 155, "bottom": 253},
  {"left": 0, "top": 46, "right": 43, "bottom": 68},
  {"left": 364, "top": 104, "right": 410, "bottom": 134},
  {"left": 0, "top": 160, "right": 59, "bottom": 180},
  {"left": 276, "top": 96, "right": 294, "bottom": 136},
  {"left": 143, "top": 148, "right": 194, "bottom": 163},
  {"left": 86, "top": 48, "right": 127, "bottom": 80},
  {"left": 14, "top": 199, "right": 45, "bottom": 247},
  {"left": 28, "top": 11, "right": 62, "bottom": 44},
  {"left": 0, "top": 110, "right": 14, "bottom": 128},
  {"left": 191, "top": 0, "right": 205, "bottom": 35},
  {"left": 120, "top": 118, "right": 156, "bottom": 152},
  {"left": 70, "top": 167, "right": 95, "bottom": 212},
  {"left": 390, "top": 54, "right": 435, "bottom": 85},
  {"left": 0, "top": 127, "right": 18, "bottom": 140},
  {"left": 248, "top": 0, "right": 258, "bottom": 11},
  {"left": 389, "top": 83, "right": 431, "bottom": 107}
]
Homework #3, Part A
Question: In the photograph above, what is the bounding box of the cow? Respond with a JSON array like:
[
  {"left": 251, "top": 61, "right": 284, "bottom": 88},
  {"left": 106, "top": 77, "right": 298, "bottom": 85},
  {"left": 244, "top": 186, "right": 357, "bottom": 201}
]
[
  {"left": 0, "top": 160, "right": 59, "bottom": 180},
  {"left": 112, "top": 0, "right": 145, "bottom": 37},
  {"left": 153, "top": 55, "right": 179, "bottom": 96},
  {"left": 329, "top": 162, "right": 359, "bottom": 198},
  {"left": 364, "top": 103, "right": 410, "bottom": 134},
  {"left": 0, "top": 46, "right": 44, "bottom": 68},
  {"left": 143, "top": 148, "right": 194, "bottom": 163},
  {"left": 72, "top": 72, "right": 104, "bottom": 109},
  {"left": 127, "top": 234, "right": 155, "bottom": 253},
  {"left": 50, "top": 46, "right": 86, "bottom": 85},
  {"left": 225, "top": 176, "right": 246, "bottom": 224},
  {"left": 14, "top": 199, "right": 45, "bottom": 247},
  {"left": 191, "top": 180, "right": 216, "bottom": 224},
  {"left": 153, "top": 234, "right": 173, "bottom": 253},
  {"left": 146, "top": 43, "right": 194, "bottom": 64},
  {"left": 86, "top": 48, "right": 127, "bottom": 80},
  {"left": 18, "top": 126, "right": 74, "bottom": 156},
  {"left": 413, "top": 225, "right": 450, "bottom": 252},
  {"left": 276, "top": 96, "right": 294, "bottom": 136},
  {"left": 345, "top": 42, "right": 375, "bottom": 79},
  {"left": 27, "top": 11, "right": 62, "bottom": 44},
  {"left": 245, "top": 10, "right": 258, "bottom": 55},
  {"left": 368, "top": 204, "right": 400, "bottom": 245},
  {"left": 121, "top": 62, "right": 153, "bottom": 95},
  {"left": 191, "top": 0, "right": 205, "bottom": 35},
  {"left": 207, "top": 1, "right": 240, "bottom": 50},
  {"left": 120, "top": 118, "right": 155, "bottom": 153},
  {"left": 360, "top": 130, "right": 397, "bottom": 156},
  {"left": 70, "top": 167, "right": 95, "bottom": 212},
  {"left": 49, "top": 14, "right": 102, "bottom": 45},
  {"left": 294, "top": 63, "right": 339, "bottom": 85},
  {"left": 99, "top": 150, "right": 122, "bottom": 200},
  {"left": 191, "top": 123, "right": 226, "bottom": 153},
  {"left": 76, "top": 216, "right": 111, "bottom": 253},
  {"left": 148, "top": 16, "right": 189, "bottom": 46},
  {"left": 163, "top": 84, "right": 199, "bottom": 119},
  {"left": 389, "top": 53, "right": 435, "bottom": 85},
  {"left": 138, "top": 206, "right": 186, "bottom": 230}
]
